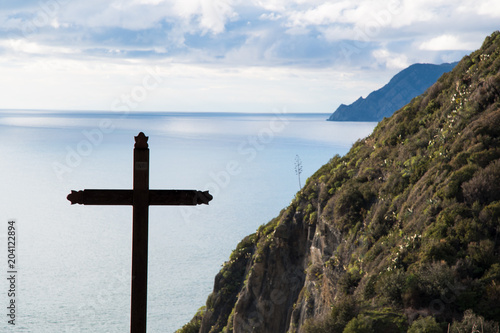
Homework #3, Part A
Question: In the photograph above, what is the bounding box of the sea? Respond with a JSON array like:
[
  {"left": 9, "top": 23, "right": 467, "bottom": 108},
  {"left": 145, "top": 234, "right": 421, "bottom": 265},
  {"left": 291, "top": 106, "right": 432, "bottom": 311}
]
[{"left": 0, "top": 110, "right": 376, "bottom": 332}]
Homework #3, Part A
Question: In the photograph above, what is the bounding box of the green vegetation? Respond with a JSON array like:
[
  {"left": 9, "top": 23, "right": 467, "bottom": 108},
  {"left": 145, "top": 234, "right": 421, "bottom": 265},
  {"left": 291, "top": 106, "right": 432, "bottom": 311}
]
[
  {"left": 176, "top": 234, "right": 256, "bottom": 333},
  {"left": 179, "top": 31, "right": 500, "bottom": 333},
  {"left": 176, "top": 307, "right": 204, "bottom": 333},
  {"left": 297, "top": 31, "right": 500, "bottom": 331},
  {"left": 407, "top": 316, "right": 441, "bottom": 333},
  {"left": 450, "top": 309, "right": 499, "bottom": 333}
]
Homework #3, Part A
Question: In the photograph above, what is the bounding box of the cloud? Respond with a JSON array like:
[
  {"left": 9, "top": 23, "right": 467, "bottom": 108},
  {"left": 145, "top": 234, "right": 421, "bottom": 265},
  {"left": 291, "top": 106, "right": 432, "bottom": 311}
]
[
  {"left": 0, "top": 0, "right": 496, "bottom": 64},
  {"left": 1, "top": 39, "right": 77, "bottom": 55},
  {"left": 259, "top": 12, "right": 282, "bottom": 21},
  {"left": 372, "top": 48, "right": 409, "bottom": 69},
  {"left": 195, "top": 0, "right": 239, "bottom": 34},
  {"left": 419, "top": 34, "right": 480, "bottom": 51},
  {"left": 286, "top": 1, "right": 351, "bottom": 27},
  {"left": 459, "top": 0, "right": 500, "bottom": 18},
  {"left": 0, "top": 0, "right": 498, "bottom": 112}
]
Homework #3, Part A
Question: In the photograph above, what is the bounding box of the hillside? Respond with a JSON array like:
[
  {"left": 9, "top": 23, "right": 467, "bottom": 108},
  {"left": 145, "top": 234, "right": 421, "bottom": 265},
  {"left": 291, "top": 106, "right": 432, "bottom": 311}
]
[
  {"left": 328, "top": 62, "right": 456, "bottom": 122},
  {"left": 178, "top": 32, "right": 500, "bottom": 333}
]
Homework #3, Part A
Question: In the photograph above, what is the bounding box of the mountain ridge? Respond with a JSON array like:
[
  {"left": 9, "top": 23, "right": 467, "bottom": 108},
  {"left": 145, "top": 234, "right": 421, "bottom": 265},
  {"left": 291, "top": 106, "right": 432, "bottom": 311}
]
[
  {"left": 178, "top": 31, "right": 500, "bottom": 333},
  {"left": 328, "top": 62, "right": 457, "bottom": 122}
]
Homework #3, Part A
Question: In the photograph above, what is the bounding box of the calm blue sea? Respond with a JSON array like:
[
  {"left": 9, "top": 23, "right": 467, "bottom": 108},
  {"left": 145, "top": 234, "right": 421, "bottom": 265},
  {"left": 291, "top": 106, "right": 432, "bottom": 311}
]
[{"left": 0, "top": 110, "right": 376, "bottom": 332}]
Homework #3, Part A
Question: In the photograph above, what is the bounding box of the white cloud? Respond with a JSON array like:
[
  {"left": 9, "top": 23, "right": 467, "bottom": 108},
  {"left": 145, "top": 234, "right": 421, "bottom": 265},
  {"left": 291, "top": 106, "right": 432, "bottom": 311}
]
[
  {"left": 419, "top": 34, "right": 480, "bottom": 51},
  {"left": 251, "top": 0, "right": 288, "bottom": 12},
  {"left": 133, "top": 0, "right": 167, "bottom": 5},
  {"left": 372, "top": 48, "right": 409, "bottom": 69},
  {"left": 477, "top": 1, "right": 500, "bottom": 18},
  {"left": 1, "top": 39, "right": 78, "bottom": 55},
  {"left": 457, "top": 0, "right": 500, "bottom": 18},
  {"left": 39, "top": 0, "right": 238, "bottom": 34},
  {"left": 197, "top": 0, "right": 238, "bottom": 34},
  {"left": 0, "top": 0, "right": 498, "bottom": 112},
  {"left": 259, "top": 12, "right": 282, "bottom": 21},
  {"left": 0, "top": 54, "right": 373, "bottom": 112},
  {"left": 286, "top": 2, "right": 351, "bottom": 27}
]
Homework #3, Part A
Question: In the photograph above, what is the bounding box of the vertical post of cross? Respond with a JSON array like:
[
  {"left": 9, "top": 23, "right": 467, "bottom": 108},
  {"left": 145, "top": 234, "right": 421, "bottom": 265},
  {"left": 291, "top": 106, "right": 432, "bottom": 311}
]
[{"left": 131, "top": 132, "right": 149, "bottom": 333}]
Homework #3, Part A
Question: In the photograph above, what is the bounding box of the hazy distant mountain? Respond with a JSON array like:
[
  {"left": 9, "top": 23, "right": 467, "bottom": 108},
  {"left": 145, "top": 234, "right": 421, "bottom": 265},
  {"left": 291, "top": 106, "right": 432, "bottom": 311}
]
[{"left": 328, "top": 62, "right": 457, "bottom": 121}]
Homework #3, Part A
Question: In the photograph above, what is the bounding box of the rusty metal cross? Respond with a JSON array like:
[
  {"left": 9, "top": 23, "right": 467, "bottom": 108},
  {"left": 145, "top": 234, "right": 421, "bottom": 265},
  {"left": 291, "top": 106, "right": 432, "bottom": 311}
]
[{"left": 67, "top": 132, "right": 212, "bottom": 333}]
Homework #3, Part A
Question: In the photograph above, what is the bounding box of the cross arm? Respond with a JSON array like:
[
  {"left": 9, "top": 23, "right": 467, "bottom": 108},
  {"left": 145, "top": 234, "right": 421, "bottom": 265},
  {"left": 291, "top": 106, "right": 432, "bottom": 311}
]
[
  {"left": 149, "top": 190, "right": 212, "bottom": 205},
  {"left": 67, "top": 189, "right": 133, "bottom": 205},
  {"left": 67, "top": 189, "right": 213, "bottom": 206}
]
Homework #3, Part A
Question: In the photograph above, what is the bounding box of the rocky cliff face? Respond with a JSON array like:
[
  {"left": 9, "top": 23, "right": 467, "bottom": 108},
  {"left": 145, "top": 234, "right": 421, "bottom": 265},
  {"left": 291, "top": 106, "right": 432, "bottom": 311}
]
[
  {"left": 328, "top": 62, "right": 456, "bottom": 122},
  {"left": 178, "top": 31, "right": 500, "bottom": 333}
]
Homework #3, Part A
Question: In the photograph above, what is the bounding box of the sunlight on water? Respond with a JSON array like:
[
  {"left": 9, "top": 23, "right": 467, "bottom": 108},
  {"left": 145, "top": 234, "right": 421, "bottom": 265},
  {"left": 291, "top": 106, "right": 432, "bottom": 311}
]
[{"left": 0, "top": 111, "right": 376, "bottom": 332}]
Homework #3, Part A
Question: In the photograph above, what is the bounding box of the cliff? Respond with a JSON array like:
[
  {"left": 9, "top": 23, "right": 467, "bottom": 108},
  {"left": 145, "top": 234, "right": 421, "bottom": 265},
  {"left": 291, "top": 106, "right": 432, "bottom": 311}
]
[
  {"left": 328, "top": 63, "right": 457, "bottom": 122},
  {"left": 179, "top": 31, "right": 500, "bottom": 333}
]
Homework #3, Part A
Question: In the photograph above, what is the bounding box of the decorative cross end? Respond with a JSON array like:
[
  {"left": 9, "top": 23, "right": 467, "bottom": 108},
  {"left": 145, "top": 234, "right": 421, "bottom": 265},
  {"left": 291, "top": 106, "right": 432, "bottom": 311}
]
[
  {"left": 197, "top": 191, "right": 213, "bottom": 205},
  {"left": 135, "top": 132, "right": 148, "bottom": 149},
  {"left": 67, "top": 190, "right": 84, "bottom": 205}
]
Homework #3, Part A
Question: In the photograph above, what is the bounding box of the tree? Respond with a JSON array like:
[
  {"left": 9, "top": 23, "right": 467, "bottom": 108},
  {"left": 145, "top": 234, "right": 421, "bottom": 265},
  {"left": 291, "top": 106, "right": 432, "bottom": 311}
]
[{"left": 295, "top": 155, "right": 303, "bottom": 189}]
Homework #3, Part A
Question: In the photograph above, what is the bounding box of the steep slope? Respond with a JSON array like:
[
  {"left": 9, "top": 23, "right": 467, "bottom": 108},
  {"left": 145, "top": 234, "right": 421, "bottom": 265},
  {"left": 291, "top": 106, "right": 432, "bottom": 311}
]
[
  {"left": 178, "top": 31, "right": 500, "bottom": 333},
  {"left": 328, "top": 62, "right": 456, "bottom": 122}
]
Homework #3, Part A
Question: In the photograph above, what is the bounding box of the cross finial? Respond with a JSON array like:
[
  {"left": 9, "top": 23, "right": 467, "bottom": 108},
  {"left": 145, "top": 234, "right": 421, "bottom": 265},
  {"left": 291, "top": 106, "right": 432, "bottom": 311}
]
[
  {"left": 67, "top": 190, "right": 84, "bottom": 205},
  {"left": 134, "top": 132, "right": 148, "bottom": 149}
]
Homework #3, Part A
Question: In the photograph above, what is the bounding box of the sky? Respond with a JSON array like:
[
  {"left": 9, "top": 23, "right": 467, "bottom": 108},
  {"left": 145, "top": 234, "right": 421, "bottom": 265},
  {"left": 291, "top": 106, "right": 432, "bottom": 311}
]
[{"left": 0, "top": 0, "right": 499, "bottom": 113}]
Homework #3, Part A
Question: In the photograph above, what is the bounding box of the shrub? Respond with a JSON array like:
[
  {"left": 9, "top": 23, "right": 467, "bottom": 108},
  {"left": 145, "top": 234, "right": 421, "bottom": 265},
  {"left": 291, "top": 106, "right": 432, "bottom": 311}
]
[
  {"left": 417, "top": 262, "right": 457, "bottom": 306},
  {"left": 383, "top": 172, "right": 410, "bottom": 196},
  {"left": 467, "top": 239, "right": 496, "bottom": 269},
  {"left": 330, "top": 296, "right": 359, "bottom": 332},
  {"left": 334, "top": 184, "right": 367, "bottom": 230},
  {"left": 363, "top": 274, "right": 377, "bottom": 300},
  {"left": 450, "top": 309, "right": 499, "bottom": 333},
  {"left": 176, "top": 307, "right": 204, "bottom": 333},
  {"left": 407, "top": 316, "right": 442, "bottom": 333},
  {"left": 441, "top": 165, "right": 478, "bottom": 200},
  {"left": 339, "top": 269, "right": 362, "bottom": 295},
  {"left": 344, "top": 315, "right": 374, "bottom": 333},
  {"left": 463, "top": 160, "right": 500, "bottom": 205},
  {"left": 376, "top": 269, "right": 406, "bottom": 306},
  {"left": 356, "top": 310, "right": 408, "bottom": 333},
  {"left": 477, "top": 279, "right": 500, "bottom": 321},
  {"left": 304, "top": 296, "right": 359, "bottom": 333}
]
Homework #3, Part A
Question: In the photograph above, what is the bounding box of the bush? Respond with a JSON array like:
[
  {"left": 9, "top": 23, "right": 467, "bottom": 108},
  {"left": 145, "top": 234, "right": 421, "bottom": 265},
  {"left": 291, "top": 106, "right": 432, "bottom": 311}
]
[
  {"left": 357, "top": 310, "right": 407, "bottom": 333},
  {"left": 339, "top": 269, "right": 362, "bottom": 295},
  {"left": 330, "top": 296, "right": 359, "bottom": 332},
  {"left": 463, "top": 160, "right": 500, "bottom": 205},
  {"left": 376, "top": 269, "right": 406, "bottom": 306},
  {"left": 450, "top": 309, "right": 499, "bottom": 333},
  {"left": 344, "top": 315, "right": 374, "bottom": 333},
  {"left": 467, "top": 239, "right": 496, "bottom": 269},
  {"left": 176, "top": 307, "right": 204, "bottom": 333},
  {"left": 441, "top": 165, "right": 477, "bottom": 200},
  {"left": 408, "top": 316, "right": 442, "bottom": 333},
  {"left": 334, "top": 184, "right": 367, "bottom": 230},
  {"left": 303, "top": 296, "right": 358, "bottom": 333},
  {"left": 176, "top": 320, "right": 201, "bottom": 333},
  {"left": 416, "top": 262, "right": 458, "bottom": 308}
]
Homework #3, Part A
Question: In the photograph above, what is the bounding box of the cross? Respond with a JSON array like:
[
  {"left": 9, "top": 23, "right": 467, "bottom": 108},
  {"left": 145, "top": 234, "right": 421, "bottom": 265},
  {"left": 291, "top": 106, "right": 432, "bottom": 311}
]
[{"left": 67, "top": 132, "right": 212, "bottom": 333}]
